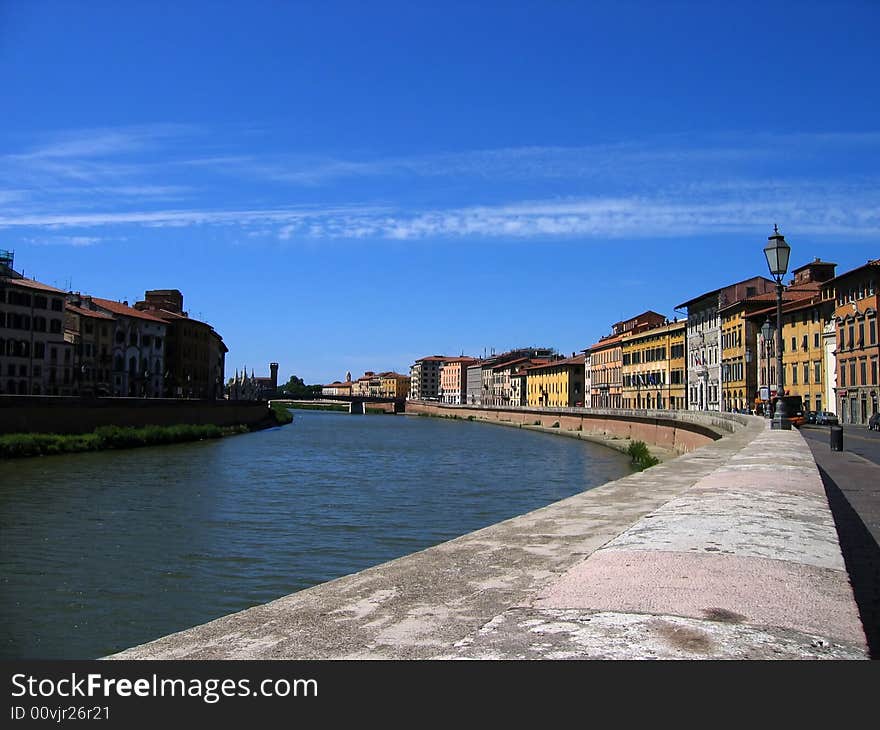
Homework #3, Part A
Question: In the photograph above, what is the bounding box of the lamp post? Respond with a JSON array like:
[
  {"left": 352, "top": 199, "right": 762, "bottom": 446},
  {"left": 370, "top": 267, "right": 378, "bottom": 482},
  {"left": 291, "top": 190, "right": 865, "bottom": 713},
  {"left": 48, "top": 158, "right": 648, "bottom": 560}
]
[
  {"left": 760, "top": 318, "right": 773, "bottom": 418},
  {"left": 763, "top": 225, "right": 791, "bottom": 430}
]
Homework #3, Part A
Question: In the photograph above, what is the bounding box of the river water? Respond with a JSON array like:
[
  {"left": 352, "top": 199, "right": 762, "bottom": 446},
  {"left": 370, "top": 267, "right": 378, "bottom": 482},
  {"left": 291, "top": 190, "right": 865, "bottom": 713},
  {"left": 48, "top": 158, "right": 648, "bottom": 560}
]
[{"left": 0, "top": 409, "right": 630, "bottom": 659}]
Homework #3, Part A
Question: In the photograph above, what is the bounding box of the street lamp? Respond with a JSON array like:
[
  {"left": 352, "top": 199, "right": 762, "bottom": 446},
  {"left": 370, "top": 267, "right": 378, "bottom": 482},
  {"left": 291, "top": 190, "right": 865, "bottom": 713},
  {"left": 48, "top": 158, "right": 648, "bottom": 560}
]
[
  {"left": 760, "top": 317, "right": 773, "bottom": 419},
  {"left": 763, "top": 225, "right": 791, "bottom": 430}
]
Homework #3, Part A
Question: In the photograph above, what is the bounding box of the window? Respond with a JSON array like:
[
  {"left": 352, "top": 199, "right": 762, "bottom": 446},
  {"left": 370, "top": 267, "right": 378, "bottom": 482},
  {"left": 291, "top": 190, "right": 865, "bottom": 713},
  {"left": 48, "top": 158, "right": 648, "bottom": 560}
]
[
  {"left": 850, "top": 361, "right": 856, "bottom": 386},
  {"left": 861, "top": 360, "right": 867, "bottom": 386},
  {"left": 814, "top": 332, "right": 820, "bottom": 349},
  {"left": 792, "top": 365, "right": 798, "bottom": 385},
  {"left": 34, "top": 295, "right": 47, "bottom": 309},
  {"left": 803, "top": 363, "right": 809, "bottom": 384},
  {"left": 791, "top": 336, "right": 796, "bottom": 352},
  {"left": 814, "top": 361, "right": 822, "bottom": 384},
  {"left": 51, "top": 299, "right": 63, "bottom": 312},
  {"left": 50, "top": 347, "right": 57, "bottom": 362},
  {"left": 49, "top": 319, "right": 62, "bottom": 334},
  {"left": 841, "top": 363, "right": 846, "bottom": 386}
]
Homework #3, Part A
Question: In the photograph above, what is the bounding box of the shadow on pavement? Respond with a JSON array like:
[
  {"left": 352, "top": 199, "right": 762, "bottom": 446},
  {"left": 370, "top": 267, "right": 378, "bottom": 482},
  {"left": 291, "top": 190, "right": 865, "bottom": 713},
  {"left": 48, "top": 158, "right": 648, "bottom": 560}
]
[{"left": 818, "top": 464, "right": 880, "bottom": 659}]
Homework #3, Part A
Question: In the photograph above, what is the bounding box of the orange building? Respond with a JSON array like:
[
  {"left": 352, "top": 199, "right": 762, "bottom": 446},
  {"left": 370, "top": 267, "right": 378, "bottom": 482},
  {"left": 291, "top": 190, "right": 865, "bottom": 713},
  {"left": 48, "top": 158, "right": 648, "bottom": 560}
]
[
  {"left": 588, "top": 311, "right": 665, "bottom": 409},
  {"left": 439, "top": 357, "right": 477, "bottom": 404},
  {"left": 822, "top": 259, "right": 879, "bottom": 424}
]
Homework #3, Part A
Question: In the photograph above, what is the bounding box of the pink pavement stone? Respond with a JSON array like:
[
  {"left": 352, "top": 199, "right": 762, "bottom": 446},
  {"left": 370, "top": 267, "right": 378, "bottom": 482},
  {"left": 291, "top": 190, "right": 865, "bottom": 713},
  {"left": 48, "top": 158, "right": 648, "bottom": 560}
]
[{"left": 534, "top": 549, "right": 866, "bottom": 646}]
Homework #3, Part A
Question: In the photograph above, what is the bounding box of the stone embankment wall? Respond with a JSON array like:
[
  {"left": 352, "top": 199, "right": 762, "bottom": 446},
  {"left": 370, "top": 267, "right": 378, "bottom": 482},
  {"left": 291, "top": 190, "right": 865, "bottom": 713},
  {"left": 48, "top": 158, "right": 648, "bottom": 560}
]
[
  {"left": 405, "top": 401, "right": 741, "bottom": 454},
  {"left": 0, "top": 395, "right": 275, "bottom": 435}
]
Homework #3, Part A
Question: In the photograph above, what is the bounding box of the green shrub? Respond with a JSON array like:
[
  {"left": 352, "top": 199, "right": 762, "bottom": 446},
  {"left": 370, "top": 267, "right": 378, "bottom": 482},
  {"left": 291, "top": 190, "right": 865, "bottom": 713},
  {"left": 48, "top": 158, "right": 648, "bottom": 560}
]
[{"left": 627, "top": 440, "right": 660, "bottom": 471}]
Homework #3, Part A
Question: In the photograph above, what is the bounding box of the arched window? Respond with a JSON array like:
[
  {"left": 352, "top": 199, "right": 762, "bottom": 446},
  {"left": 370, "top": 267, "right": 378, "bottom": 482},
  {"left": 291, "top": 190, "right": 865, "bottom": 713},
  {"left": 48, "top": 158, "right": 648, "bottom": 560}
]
[
  {"left": 129, "top": 357, "right": 137, "bottom": 374},
  {"left": 114, "top": 354, "right": 123, "bottom": 372},
  {"left": 130, "top": 331, "right": 138, "bottom": 346}
]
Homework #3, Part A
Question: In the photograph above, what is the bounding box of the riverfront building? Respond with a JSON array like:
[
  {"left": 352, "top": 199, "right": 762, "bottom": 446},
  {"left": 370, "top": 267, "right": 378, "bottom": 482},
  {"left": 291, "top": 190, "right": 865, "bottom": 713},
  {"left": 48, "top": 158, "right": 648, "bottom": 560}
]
[
  {"left": 588, "top": 312, "right": 665, "bottom": 409},
  {"left": 379, "top": 372, "right": 410, "bottom": 399},
  {"left": 0, "top": 256, "right": 73, "bottom": 396},
  {"left": 89, "top": 297, "right": 167, "bottom": 397},
  {"left": 409, "top": 355, "right": 447, "bottom": 400},
  {"left": 64, "top": 295, "right": 116, "bottom": 397},
  {"left": 620, "top": 319, "right": 686, "bottom": 410},
  {"left": 466, "top": 362, "right": 484, "bottom": 405},
  {"left": 134, "top": 290, "right": 228, "bottom": 399},
  {"left": 525, "top": 354, "right": 586, "bottom": 407},
  {"left": 677, "top": 277, "right": 776, "bottom": 411},
  {"left": 439, "top": 357, "right": 477, "bottom": 405},
  {"left": 822, "top": 259, "right": 879, "bottom": 424},
  {"left": 745, "top": 260, "right": 838, "bottom": 415}
]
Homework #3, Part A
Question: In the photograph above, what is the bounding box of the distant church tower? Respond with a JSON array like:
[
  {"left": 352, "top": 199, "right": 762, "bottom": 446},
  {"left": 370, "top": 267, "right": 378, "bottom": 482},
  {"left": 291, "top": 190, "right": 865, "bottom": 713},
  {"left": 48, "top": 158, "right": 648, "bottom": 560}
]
[
  {"left": 345, "top": 371, "right": 352, "bottom": 383},
  {"left": 270, "top": 362, "right": 279, "bottom": 390}
]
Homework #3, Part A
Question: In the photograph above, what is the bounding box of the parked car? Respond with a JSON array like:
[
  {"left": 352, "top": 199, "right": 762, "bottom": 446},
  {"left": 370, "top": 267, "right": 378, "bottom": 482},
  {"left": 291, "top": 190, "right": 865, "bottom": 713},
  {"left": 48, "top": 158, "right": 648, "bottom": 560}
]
[
  {"left": 869, "top": 412, "right": 880, "bottom": 431},
  {"left": 806, "top": 411, "right": 817, "bottom": 424},
  {"left": 815, "top": 411, "right": 839, "bottom": 426}
]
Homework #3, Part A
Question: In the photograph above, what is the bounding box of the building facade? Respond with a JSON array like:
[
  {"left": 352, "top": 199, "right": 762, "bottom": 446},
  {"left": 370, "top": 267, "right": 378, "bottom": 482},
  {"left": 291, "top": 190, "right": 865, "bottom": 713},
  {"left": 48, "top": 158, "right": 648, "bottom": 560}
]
[
  {"left": 65, "top": 296, "right": 116, "bottom": 396},
  {"left": 134, "top": 290, "right": 227, "bottom": 399},
  {"left": 439, "top": 357, "right": 476, "bottom": 405},
  {"left": 678, "top": 277, "right": 776, "bottom": 411},
  {"left": 1, "top": 258, "right": 74, "bottom": 396},
  {"left": 525, "top": 355, "right": 586, "bottom": 408},
  {"left": 408, "top": 356, "right": 446, "bottom": 400},
  {"left": 620, "top": 319, "right": 686, "bottom": 410},
  {"left": 380, "top": 371, "right": 411, "bottom": 398},
  {"left": 91, "top": 298, "right": 167, "bottom": 397},
  {"left": 823, "top": 260, "right": 879, "bottom": 424}
]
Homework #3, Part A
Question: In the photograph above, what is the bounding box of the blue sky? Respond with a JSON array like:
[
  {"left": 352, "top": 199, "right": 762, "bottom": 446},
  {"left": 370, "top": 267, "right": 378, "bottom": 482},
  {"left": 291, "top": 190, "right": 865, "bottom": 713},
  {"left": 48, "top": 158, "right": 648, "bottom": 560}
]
[{"left": 1, "top": 1, "right": 879, "bottom": 384}]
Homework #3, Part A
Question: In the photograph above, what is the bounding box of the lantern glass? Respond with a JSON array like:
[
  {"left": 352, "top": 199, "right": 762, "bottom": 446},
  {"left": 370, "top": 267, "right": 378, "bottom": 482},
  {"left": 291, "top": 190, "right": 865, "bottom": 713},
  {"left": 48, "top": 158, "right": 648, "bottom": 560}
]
[{"left": 764, "top": 232, "right": 791, "bottom": 277}]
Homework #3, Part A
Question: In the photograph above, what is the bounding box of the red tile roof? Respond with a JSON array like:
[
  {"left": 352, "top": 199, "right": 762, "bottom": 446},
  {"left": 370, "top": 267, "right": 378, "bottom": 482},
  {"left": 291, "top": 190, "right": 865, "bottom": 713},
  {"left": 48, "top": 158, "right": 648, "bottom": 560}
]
[
  {"left": 416, "top": 355, "right": 448, "bottom": 362},
  {"left": 522, "top": 354, "right": 586, "bottom": 372},
  {"left": 0, "top": 275, "right": 65, "bottom": 294},
  {"left": 90, "top": 297, "right": 168, "bottom": 323},
  {"left": 65, "top": 303, "right": 115, "bottom": 320}
]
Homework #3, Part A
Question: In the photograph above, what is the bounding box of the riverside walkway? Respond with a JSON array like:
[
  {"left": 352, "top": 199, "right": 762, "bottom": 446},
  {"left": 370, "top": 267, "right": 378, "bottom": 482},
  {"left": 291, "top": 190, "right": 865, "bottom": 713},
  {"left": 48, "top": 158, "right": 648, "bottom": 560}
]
[{"left": 110, "top": 413, "right": 869, "bottom": 660}]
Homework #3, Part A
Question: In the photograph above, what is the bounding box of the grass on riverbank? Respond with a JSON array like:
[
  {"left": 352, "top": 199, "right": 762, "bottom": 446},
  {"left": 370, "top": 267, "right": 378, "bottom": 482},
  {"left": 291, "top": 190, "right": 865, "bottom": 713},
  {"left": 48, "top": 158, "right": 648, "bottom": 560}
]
[
  {"left": 269, "top": 401, "right": 295, "bottom": 424},
  {"left": 0, "top": 423, "right": 249, "bottom": 459},
  {"left": 287, "top": 402, "right": 349, "bottom": 412}
]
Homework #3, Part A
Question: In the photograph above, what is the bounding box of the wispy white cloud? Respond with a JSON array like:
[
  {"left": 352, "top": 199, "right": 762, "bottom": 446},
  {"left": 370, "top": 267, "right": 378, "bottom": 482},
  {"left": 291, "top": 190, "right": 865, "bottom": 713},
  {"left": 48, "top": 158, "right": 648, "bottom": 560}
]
[
  {"left": 2, "top": 189, "right": 877, "bottom": 240},
  {"left": 2, "top": 126, "right": 879, "bottom": 243}
]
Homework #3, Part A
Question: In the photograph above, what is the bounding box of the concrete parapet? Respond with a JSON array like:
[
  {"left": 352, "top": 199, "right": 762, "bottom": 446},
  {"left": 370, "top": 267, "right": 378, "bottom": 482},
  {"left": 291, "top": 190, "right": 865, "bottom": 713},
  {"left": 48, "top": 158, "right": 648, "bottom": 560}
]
[
  {"left": 0, "top": 395, "right": 274, "bottom": 434},
  {"left": 109, "top": 409, "right": 868, "bottom": 660}
]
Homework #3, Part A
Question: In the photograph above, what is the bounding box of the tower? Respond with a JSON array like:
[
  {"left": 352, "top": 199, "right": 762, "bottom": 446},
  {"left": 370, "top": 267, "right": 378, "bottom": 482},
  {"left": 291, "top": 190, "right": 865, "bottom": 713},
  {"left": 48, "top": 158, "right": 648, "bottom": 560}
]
[{"left": 270, "top": 362, "right": 279, "bottom": 389}]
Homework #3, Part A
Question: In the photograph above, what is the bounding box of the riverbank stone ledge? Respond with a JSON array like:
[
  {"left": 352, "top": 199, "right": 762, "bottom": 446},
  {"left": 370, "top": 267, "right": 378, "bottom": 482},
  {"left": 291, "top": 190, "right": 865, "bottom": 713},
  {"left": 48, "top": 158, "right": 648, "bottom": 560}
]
[{"left": 108, "top": 410, "right": 868, "bottom": 660}]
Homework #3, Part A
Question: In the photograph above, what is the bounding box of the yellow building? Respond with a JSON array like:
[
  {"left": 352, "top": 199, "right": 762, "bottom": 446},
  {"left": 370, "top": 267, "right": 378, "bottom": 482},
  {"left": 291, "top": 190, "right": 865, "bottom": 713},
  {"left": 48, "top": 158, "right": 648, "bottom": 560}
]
[
  {"left": 718, "top": 297, "right": 773, "bottom": 413},
  {"left": 748, "top": 294, "right": 835, "bottom": 415},
  {"left": 526, "top": 355, "right": 586, "bottom": 407},
  {"left": 379, "top": 371, "right": 411, "bottom": 398},
  {"left": 620, "top": 320, "right": 686, "bottom": 410},
  {"left": 744, "top": 259, "right": 838, "bottom": 415}
]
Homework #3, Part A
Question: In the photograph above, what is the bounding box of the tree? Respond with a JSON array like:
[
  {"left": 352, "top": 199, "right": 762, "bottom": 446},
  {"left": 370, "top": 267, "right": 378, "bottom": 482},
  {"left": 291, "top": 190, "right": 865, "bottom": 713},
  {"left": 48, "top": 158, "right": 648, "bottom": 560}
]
[{"left": 277, "top": 374, "right": 321, "bottom": 399}]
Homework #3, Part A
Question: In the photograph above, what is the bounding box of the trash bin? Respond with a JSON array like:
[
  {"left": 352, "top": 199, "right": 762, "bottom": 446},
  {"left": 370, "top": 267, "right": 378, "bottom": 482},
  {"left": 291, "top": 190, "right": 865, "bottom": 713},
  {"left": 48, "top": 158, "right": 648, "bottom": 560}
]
[{"left": 830, "top": 425, "right": 844, "bottom": 451}]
